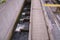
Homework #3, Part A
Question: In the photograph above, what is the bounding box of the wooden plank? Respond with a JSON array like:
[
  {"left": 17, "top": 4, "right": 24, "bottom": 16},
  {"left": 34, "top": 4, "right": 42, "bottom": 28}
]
[
  {"left": 29, "top": 0, "right": 49, "bottom": 40},
  {"left": 40, "top": 0, "right": 54, "bottom": 40},
  {"left": 41, "top": 0, "right": 60, "bottom": 40},
  {"left": 44, "top": 4, "right": 60, "bottom": 7},
  {"left": 0, "top": 0, "right": 25, "bottom": 40}
]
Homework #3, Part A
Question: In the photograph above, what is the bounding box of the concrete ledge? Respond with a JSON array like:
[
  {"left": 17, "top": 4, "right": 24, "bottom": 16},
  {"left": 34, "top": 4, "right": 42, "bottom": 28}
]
[{"left": 0, "top": 0, "right": 24, "bottom": 40}]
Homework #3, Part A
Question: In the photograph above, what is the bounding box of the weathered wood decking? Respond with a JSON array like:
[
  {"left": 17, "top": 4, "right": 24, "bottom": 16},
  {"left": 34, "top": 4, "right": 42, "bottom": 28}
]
[{"left": 29, "top": 0, "right": 49, "bottom": 40}]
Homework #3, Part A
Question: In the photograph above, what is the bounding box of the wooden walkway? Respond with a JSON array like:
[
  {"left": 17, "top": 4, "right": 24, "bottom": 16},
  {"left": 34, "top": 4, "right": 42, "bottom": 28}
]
[
  {"left": 29, "top": 0, "right": 49, "bottom": 40},
  {"left": 0, "top": 0, "right": 60, "bottom": 40}
]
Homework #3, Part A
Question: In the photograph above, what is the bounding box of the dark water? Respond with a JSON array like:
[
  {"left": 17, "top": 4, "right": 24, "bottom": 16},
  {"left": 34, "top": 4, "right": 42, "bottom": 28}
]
[
  {"left": 11, "top": 0, "right": 31, "bottom": 40},
  {"left": 12, "top": 32, "right": 29, "bottom": 40}
]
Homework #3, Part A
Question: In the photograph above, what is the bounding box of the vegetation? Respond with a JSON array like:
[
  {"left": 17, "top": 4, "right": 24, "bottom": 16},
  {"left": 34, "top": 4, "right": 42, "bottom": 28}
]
[{"left": 0, "top": 0, "right": 6, "bottom": 4}]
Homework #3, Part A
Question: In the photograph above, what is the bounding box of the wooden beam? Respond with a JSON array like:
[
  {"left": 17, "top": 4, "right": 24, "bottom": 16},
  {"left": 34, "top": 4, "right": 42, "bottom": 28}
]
[
  {"left": 29, "top": 0, "right": 49, "bottom": 40},
  {"left": 44, "top": 4, "right": 60, "bottom": 7},
  {"left": 40, "top": 0, "right": 60, "bottom": 40}
]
